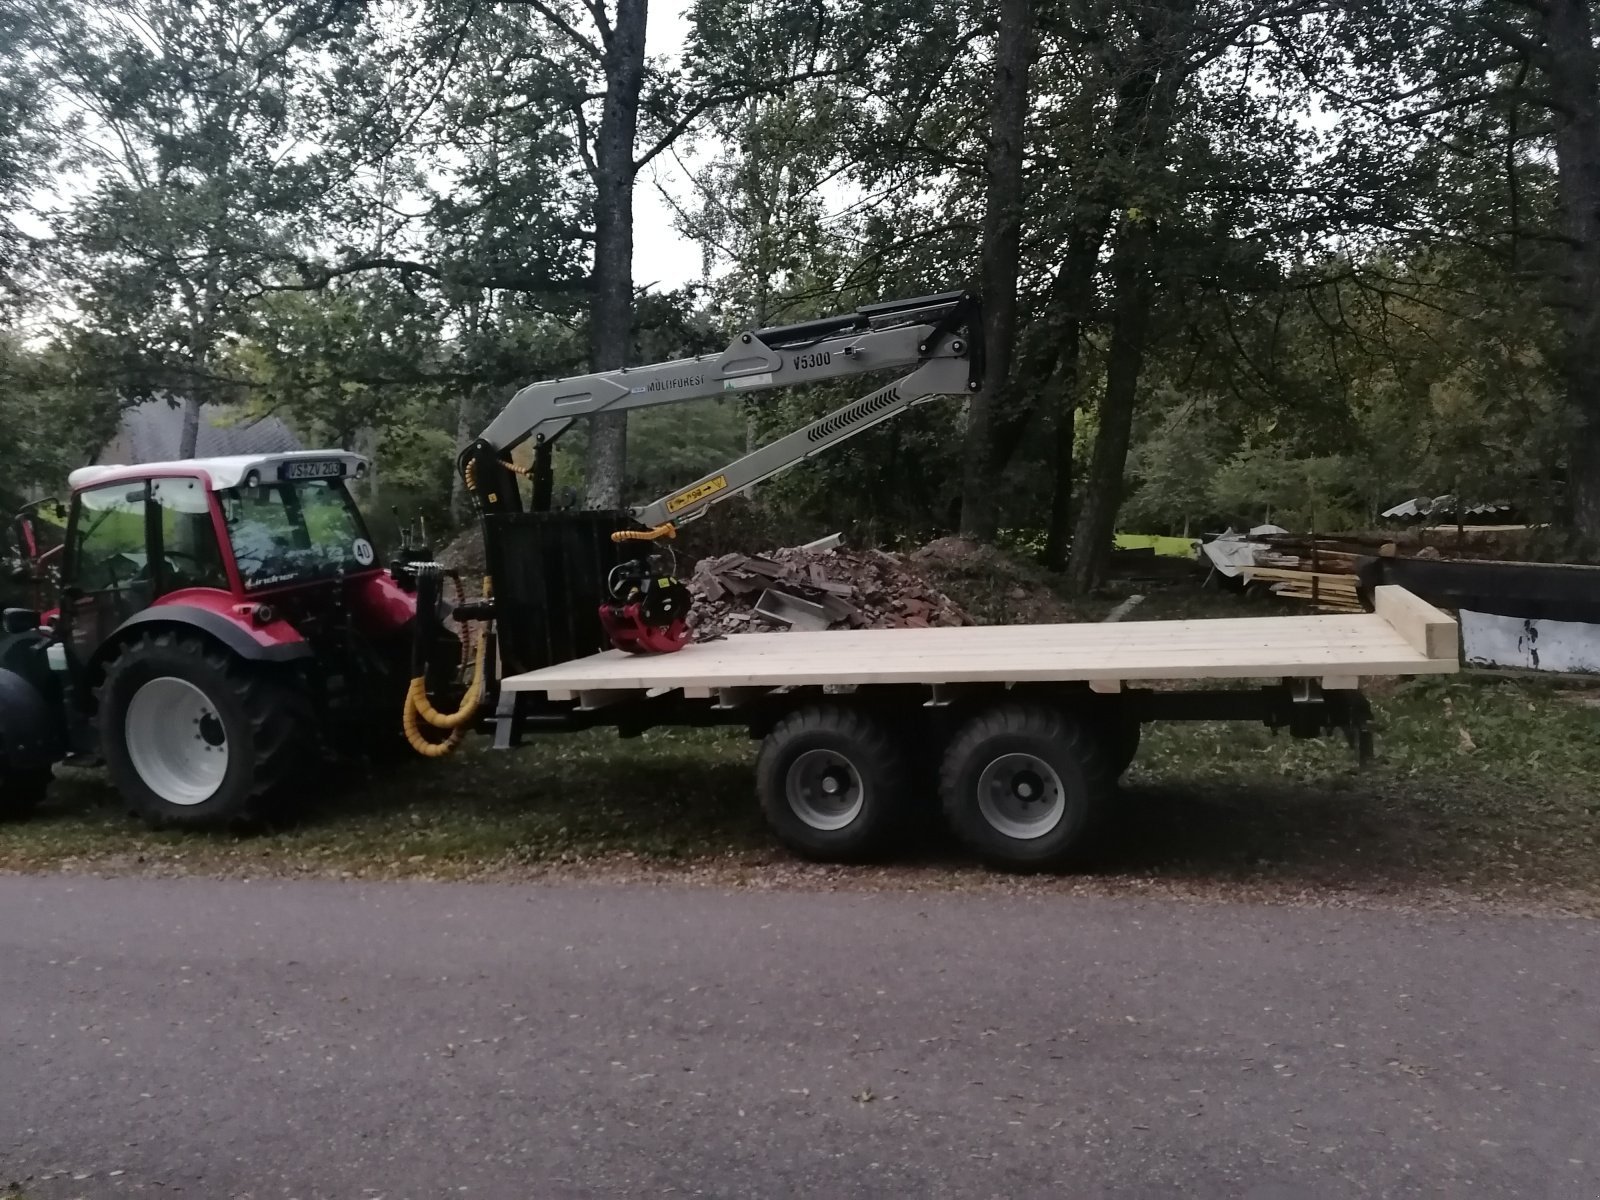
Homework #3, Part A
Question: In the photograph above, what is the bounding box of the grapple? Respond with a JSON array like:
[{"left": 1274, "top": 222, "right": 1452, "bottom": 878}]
[{"left": 598, "top": 556, "right": 692, "bottom": 655}]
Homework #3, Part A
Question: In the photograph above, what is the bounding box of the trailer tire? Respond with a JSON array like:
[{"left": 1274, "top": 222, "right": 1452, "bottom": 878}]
[
  {"left": 756, "top": 705, "right": 910, "bottom": 862},
  {"left": 939, "top": 704, "right": 1114, "bottom": 872},
  {"left": 98, "top": 632, "right": 313, "bottom": 828},
  {"left": 0, "top": 768, "right": 50, "bottom": 821}
]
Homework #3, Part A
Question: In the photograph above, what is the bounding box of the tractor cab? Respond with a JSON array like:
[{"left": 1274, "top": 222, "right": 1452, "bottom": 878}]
[{"left": 64, "top": 451, "right": 377, "bottom": 601}]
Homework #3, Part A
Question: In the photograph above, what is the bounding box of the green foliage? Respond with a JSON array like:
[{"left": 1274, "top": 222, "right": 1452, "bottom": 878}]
[{"left": 0, "top": 0, "right": 1589, "bottom": 553}]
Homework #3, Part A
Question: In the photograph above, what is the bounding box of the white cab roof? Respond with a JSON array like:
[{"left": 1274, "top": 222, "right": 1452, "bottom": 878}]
[{"left": 69, "top": 451, "right": 369, "bottom": 493}]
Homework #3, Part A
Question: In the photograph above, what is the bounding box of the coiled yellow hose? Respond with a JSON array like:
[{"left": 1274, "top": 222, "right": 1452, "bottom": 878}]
[{"left": 402, "top": 577, "right": 491, "bottom": 758}]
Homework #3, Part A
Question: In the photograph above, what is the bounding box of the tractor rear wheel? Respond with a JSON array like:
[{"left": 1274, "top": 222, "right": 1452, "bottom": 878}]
[{"left": 98, "top": 632, "right": 312, "bottom": 828}]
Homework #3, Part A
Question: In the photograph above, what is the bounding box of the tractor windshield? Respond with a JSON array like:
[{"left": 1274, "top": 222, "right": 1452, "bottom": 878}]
[{"left": 219, "top": 479, "right": 376, "bottom": 590}]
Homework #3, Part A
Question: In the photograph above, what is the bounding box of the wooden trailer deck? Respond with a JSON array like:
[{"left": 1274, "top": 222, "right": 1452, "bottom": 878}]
[{"left": 501, "top": 585, "right": 1458, "bottom": 703}]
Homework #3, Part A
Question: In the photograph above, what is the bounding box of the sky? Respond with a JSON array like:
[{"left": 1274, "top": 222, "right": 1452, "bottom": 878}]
[{"left": 635, "top": 1, "right": 709, "bottom": 293}]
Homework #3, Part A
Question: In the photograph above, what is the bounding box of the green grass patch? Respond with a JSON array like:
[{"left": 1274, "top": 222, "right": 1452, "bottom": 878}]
[
  {"left": 1115, "top": 533, "right": 1200, "bottom": 558},
  {"left": 3, "top": 673, "right": 1598, "bottom": 910}
]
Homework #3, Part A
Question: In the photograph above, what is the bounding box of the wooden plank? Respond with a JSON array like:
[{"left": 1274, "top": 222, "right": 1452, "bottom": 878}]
[
  {"left": 1244, "top": 567, "right": 1359, "bottom": 585},
  {"left": 501, "top": 598, "right": 1460, "bottom": 695},
  {"left": 1101, "top": 596, "right": 1145, "bottom": 623},
  {"left": 1321, "top": 675, "right": 1361, "bottom": 690},
  {"left": 1373, "top": 585, "right": 1459, "bottom": 662},
  {"left": 1089, "top": 679, "right": 1122, "bottom": 694}
]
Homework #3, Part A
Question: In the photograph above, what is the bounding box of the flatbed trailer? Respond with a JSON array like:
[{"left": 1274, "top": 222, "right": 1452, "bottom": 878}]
[
  {"left": 411, "top": 290, "right": 1463, "bottom": 871},
  {"left": 481, "top": 585, "right": 1459, "bottom": 871}
]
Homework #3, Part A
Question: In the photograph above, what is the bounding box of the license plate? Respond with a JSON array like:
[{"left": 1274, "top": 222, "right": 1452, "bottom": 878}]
[{"left": 280, "top": 459, "right": 345, "bottom": 480}]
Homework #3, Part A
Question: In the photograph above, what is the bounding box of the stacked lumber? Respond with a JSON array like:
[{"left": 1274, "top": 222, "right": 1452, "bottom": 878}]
[
  {"left": 1241, "top": 536, "right": 1364, "bottom": 613},
  {"left": 686, "top": 547, "right": 973, "bottom": 639}
]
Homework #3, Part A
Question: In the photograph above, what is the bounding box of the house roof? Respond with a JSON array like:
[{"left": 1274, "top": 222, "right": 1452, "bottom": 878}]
[{"left": 110, "top": 398, "right": 303, "bottom": 463}]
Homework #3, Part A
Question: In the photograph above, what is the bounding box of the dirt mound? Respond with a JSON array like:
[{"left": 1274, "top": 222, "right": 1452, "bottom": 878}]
[
  {"left": 687, "top": 546, "right": 971, "bottom": 639},
  {"left": 908, "top": 537, "right": 1082, "bottom": 625},
  {"left": 438, "top": 524, "right": 486, "bottom": 578}
]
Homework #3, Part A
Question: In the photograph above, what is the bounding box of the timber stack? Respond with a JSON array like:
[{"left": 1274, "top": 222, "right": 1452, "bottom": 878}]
[{"left": 1239, "top": 534, "right": 1370, "bottom": 613}]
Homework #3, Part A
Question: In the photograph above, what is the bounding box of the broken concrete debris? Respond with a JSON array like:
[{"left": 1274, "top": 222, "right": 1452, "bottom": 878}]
[{"left": 686, "top": 546, "right": 972, "bottom": 639}]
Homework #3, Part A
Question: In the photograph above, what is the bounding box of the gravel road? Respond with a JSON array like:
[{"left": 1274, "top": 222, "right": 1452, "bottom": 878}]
[{"left": 2, "top": 875, "right": 1597, "bottom": 1199}]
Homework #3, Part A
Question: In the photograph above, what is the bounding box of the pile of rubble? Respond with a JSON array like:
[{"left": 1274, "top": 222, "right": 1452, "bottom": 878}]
[{"left": 686, "top": 546, "right": 972, "bottom": 639}]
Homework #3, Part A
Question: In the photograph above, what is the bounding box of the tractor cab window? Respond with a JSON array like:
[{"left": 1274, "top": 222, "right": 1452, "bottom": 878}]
[
  {"left": 220, "top": 478, "right": 371, "bottom": 590},
  {"left": 71, "top": 482, "right": 151, "bottom": 595},
  {"left": 151, "top": 477, "right": 229, "bottom": 593}
]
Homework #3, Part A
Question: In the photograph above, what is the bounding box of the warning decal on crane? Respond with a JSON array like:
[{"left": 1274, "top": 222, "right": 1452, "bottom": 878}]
[{"left": 666, "top": 475, "right": 728, "bottom": 513}]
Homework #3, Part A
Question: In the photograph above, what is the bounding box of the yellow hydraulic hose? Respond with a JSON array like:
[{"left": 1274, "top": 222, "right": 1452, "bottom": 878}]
[
  {"left": 612, "top": 523, "right": 676, "bottom": 543},
  {"left": 402, "top": 576, "right": 491, "bottom": 758}
]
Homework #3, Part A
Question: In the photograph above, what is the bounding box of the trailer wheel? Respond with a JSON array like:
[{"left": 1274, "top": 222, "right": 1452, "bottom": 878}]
[
  {"left": 0, "top": 768, "right": 50, "bottom": 821},
  {"left": 756, "top": 705, "right": 910, "bottom": 862},
  {"left": 939, "top": 704, "right": 1114, "bottom": 872},
  {"left": 98, "top": 632, "right": 312, "bottom": 828}
]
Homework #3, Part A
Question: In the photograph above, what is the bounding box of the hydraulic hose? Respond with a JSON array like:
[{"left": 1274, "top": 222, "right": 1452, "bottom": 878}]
[
  {"left": 612, "top": 523, "right": 676, "bottom": 543},
  {"left": 402, "top": 576, "right": 491, "bottom": 758}
]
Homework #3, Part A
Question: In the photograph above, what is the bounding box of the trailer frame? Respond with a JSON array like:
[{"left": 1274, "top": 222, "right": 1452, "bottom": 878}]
[{"left": 462, "top": 586, "right": 1457, "bottom": 871}]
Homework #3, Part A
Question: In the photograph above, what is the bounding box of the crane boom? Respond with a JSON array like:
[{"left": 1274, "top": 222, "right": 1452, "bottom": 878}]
[{"left": 462, "top": 291, "right": 982, "bottom": 529}]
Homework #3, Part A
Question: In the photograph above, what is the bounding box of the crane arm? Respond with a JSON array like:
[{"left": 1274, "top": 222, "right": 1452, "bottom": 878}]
[{"left": 462, "top": 291, "right": 982, "bottom": 523}]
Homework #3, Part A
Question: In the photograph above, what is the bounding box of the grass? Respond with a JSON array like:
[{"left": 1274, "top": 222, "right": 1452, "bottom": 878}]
[{"left": 4, "top": 672, "right": 1598, "bottom": 913}]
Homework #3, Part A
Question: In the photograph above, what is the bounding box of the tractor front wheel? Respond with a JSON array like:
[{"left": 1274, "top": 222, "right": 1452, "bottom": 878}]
[{"left": 99, "top": 632, "right": 311, "bottom": 828}]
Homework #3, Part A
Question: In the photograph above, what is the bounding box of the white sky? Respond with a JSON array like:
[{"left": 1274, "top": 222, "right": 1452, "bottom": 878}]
[{"left": 635, "top": 1, "right": 706, "bottom": 292}]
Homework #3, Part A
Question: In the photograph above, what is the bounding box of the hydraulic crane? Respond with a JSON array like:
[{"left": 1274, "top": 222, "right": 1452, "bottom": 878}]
[
  {"left": 457, "top": 290, "right": 983, "bottom": 532},
  {"left": 446, "top": 289, "right": 983, "bottom": 661}
]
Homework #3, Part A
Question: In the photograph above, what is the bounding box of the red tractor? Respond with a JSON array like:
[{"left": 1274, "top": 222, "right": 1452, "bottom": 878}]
[{"left": 0, "top": 452, "right": 460, "bottom": 826}]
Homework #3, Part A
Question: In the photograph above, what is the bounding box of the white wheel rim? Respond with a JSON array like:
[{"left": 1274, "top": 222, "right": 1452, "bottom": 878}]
[
  {"left": 786, "top": 749, "right": 866, "bottom": 831},
  {"left": 976, "top": 753, "right": 1066, "bottom": 840},
  {"left": 125, "top": 678, "right": 229, "bottom": 806}
]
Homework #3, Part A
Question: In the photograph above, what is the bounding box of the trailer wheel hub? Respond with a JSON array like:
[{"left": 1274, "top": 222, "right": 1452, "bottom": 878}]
[
  {"left": 977, "top": 753, "right": 1065, "bottom": 840},
  {"left": 786, "top": 749, "right": 865, "bottom": 831},
  {"left": 125, "top": 678, "right": 229, "bottom": 806}
]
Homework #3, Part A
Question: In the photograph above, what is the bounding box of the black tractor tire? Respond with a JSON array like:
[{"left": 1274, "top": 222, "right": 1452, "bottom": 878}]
[
  {"left": 98, "top": 632, "right": 312, "bottom": 828},
  {"left": 0, "top": 767, "right": 50, "bottom": 821},
  {"left": 939, "top": 703, "right": 1116, "bottom": 872},
  {"left": 756, "top": 704, "right": 912, "bottom": 863}
]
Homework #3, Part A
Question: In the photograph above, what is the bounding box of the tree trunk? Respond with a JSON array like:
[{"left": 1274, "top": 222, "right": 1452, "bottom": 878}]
[
  {"left": 1066, "top": 219, "right": 1156, "bottom": 594},
  {"left": 1539, "top": 0, "right": 1600, "bottom": 544},
  {"left": 1055, "top": 1, "right": 1194, "bottom": 590},
  {"left": 582, "top": 0, "right": 648, "bottom": 511},
  {"left": 177, "top": 394, "right": 203, "bottom": 459},
  {"left": 1041, "top": 220, "right": 1110, "bottom": 569},
  {"left": 958, "top": 0, "right": 1034, "bottom": 540}
]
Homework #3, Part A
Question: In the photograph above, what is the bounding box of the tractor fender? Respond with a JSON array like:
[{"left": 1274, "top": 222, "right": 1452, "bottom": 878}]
[
  {"left": 91, "top": 605, "right": 314, "bottom": 680},
  {"left": 0, "top": 666, "right": 61, "bottom": 772}
]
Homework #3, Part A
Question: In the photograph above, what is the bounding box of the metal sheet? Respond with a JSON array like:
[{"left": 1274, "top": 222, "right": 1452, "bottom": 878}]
[{"left": 1461, "top": 609, "right": 1600, "bottom": 674}]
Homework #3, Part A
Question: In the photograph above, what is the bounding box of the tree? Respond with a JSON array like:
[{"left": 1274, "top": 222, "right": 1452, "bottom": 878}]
[
  {"left": 31, "top": 0, "right": 360, "bottom": 456},
  {"left": 0, "top": 1, "right": 53, "bottom": 307},
  {"left": 1318, "top": 0, "right": 1600, "bottom": 544},
  {"left": 958, "top": 0, "right": 1034, "bottom": 540}
]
